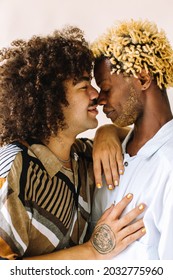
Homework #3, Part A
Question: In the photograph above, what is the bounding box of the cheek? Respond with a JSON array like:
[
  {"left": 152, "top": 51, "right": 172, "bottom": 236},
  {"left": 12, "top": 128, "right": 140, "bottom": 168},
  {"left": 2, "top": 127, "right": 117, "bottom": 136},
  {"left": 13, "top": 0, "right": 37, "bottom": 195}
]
[
  {"left": 109, "top": 97, "right": 118, "bottom": 108},
  {"left": 108, "top": 91, "right": 124, "bottom": 108},
  {"left": 122, "top": 87, "right": 142, "bottom": 114}
]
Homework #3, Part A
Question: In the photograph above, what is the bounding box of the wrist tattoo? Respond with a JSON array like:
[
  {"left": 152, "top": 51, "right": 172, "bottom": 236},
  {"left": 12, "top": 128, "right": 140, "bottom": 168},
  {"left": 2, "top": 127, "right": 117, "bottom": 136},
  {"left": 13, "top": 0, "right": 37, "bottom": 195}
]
[{"left": 91, "top": 224, "right": 116, "bottom": 254}]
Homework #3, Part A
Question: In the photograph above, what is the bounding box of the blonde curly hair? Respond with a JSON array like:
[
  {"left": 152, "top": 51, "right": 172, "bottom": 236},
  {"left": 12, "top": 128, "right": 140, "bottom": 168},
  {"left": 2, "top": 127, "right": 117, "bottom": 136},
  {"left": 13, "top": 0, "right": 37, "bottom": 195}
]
[{"left": 91, "top": 19, "right": 173, "bottom": 89}]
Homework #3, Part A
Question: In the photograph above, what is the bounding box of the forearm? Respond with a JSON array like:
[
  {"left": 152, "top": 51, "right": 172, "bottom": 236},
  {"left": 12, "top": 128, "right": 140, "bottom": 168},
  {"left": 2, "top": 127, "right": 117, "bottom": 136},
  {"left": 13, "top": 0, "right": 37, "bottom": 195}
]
[
  {"left": 24, "top": 241, "right": 105, "bottom": 260},
  {"left": 93, "top": 124, "right": 130, "bottom": 188},
  {"left": 114, "top": 125, "right": 130, "bottom": 142},
  {"left": 95, "top": 124, "right": 130, "bottom": 143},
  {"left": 22, "top": 195, "right": 146, "bottom": 260}
]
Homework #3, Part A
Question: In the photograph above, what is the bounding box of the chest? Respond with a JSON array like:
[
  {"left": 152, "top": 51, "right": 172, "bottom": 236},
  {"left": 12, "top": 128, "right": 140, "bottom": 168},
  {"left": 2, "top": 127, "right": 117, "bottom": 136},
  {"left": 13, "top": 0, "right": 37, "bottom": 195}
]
[{"left": 113, "top": 154, "right": 170, "bottom": 213}]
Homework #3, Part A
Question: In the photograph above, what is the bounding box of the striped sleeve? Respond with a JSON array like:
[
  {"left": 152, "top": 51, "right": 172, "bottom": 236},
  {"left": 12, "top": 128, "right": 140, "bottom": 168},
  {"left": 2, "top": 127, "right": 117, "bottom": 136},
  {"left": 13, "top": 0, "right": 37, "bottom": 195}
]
[
  {"left": 74, "top": 138, "right": 93, "bottom": 159},
  {"left": 0, "top": 144, "right": 22, "bottom": 178},
  {"left": 0, "top": 144, "right": 28, "bottom": 260}
]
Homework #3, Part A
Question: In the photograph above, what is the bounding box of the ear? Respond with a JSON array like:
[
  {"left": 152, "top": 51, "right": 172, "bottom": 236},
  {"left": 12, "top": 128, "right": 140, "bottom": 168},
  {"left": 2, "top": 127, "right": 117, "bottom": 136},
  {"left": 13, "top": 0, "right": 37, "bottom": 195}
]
[{"left": 137, "top": 69, "right": 152, "bottom": 90}]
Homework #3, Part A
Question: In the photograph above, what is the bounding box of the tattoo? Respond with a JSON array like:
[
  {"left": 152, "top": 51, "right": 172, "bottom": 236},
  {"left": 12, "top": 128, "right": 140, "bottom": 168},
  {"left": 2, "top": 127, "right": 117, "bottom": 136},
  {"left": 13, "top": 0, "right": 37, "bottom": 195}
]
[{"left": 91, "top": 224, "right": 116, "bottom": 254}]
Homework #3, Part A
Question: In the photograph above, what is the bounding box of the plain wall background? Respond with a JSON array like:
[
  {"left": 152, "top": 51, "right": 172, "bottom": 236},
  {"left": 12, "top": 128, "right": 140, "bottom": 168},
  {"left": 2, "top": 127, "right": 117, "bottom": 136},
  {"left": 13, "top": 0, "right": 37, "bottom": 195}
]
[{"left": 0, "top": 0, "right": 173, "bottom": 138}]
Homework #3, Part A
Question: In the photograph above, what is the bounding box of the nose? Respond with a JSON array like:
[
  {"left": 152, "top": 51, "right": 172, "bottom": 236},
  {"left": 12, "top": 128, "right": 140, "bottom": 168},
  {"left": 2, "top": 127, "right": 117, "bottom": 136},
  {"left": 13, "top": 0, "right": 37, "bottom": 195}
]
[
  {"left": 97, "top": 91, "right": 107, "bottom": 105},
  {"left": 89, "top": 85, "right": 99, "bottom": 100}
]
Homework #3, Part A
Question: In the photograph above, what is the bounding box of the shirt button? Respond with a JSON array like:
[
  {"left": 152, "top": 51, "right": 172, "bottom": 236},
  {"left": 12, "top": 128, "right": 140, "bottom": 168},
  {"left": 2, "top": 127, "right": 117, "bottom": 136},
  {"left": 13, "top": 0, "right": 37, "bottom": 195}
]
[
  {"left": 124, "top": 161, "right": 128, "bottom": 167},
  {"left": 73, "top": 152, "right": 79, "bottom": 161}
]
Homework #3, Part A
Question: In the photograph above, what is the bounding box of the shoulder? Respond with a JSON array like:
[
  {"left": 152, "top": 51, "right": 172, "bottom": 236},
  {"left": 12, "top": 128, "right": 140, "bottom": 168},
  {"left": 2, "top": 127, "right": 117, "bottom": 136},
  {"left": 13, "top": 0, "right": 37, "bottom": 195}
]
[
  {"left": 158, "top": 139, "right": 173, "bottom": 166},
  {"left": 0, "top": 143, "right": 23, "bottom": 178},
  {"left": 73, "top": 138, "right": 93, "bottom": 158},
  {"left": 154, "top": 122, "right": 173, "bottom": 166}
]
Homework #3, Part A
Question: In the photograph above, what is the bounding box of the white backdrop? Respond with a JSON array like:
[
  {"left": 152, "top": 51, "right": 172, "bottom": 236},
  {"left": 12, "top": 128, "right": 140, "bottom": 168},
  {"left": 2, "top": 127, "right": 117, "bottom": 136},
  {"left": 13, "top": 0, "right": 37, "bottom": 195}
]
[{"left": 0, "top": 0, "right": 173, "bottom": 138}]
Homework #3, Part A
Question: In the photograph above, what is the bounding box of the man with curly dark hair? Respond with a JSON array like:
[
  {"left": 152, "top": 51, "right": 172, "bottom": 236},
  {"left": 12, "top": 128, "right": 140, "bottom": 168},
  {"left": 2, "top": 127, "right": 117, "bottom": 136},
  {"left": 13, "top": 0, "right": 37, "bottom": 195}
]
[{"left": 0, "top": 26, "right": 146, "bottom": 260}]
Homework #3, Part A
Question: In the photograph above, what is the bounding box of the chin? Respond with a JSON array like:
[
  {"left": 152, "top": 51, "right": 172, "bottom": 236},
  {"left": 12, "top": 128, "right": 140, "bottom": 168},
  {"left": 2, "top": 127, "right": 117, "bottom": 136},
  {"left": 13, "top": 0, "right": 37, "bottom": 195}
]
[
  {"left": 90, "top": 123, "right": 98, "bottom": 130},
  {"left": 113, "top": 119, "right": 131, "bottom": 127},
  {"left": 88, "top": 119, "right": 98, "bottom": 129},
  {"left": 78, "top": 120, "right": 98, "bottom": 135}
]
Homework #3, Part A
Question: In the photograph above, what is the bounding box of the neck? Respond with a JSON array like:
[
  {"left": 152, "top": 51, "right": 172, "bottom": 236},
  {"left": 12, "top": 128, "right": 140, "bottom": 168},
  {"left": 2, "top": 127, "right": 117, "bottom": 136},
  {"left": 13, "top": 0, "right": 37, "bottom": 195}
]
[
  {"left": 127, "top": 88, "right": 173, "bottom": 156},
  {"left": 43, "top": 130, "right": 76, "bottom": 167}
]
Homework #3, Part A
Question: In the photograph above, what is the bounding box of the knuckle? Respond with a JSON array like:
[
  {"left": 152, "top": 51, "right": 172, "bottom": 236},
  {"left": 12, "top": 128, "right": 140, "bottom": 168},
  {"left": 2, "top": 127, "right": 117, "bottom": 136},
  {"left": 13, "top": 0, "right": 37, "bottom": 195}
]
[
  {"left": 110, "top": 160, "right": 117, "bottom": 168},
  {"left": 92, "top": 153, "right": 101, "bottom": 160},
  {"left": 117, "top": 160, "right": 124, "bottom": 166},
  {"left": 93, "top": 165, "right": 101, "bottom": 172},
  {"left": 113, "top": 173, "right": 119, "bottom": 180},
  {"left": 125, "top": 226, "right": 133, "bottom": 236},
  {"left": 122, "top": 214, "right": 131, "bottom": 224},
  {"left": 105, "top": 175, "right": 112, "bottom": 184},
  {"left": 104, "top": 166, "right": 111, "bottom": 173},
  {"left": 131, "top": 208, "right": 141, "bottom": 217},
  {"left": 126, "top": 234, "right": 135, "bottom": 243}
]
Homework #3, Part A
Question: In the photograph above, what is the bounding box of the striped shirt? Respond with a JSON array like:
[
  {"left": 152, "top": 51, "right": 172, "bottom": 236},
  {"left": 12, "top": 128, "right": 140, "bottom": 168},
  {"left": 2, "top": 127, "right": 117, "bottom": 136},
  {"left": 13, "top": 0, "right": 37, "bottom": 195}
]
[{"left": 0, "top": 138, "right": 95, "bottom": 259}]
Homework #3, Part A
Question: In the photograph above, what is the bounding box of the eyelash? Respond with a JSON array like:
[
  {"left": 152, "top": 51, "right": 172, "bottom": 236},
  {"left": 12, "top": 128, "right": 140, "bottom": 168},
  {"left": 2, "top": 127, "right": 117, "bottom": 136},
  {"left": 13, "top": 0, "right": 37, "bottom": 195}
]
[{"left": 101, "top": 89, "right": 110, "bottom": 94}]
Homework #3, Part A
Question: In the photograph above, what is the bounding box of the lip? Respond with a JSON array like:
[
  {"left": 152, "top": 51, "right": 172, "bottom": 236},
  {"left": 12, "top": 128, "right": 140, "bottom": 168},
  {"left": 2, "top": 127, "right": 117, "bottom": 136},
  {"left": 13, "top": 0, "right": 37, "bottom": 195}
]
[
  {"left": 88, "top": 105, "right": 98, "bottom": 110},
  {"left": 88, "top": 105, "right": 98, "bottom": 115},
  {"left": 103, "top": 108, "right": 114, "bottom": 118}
]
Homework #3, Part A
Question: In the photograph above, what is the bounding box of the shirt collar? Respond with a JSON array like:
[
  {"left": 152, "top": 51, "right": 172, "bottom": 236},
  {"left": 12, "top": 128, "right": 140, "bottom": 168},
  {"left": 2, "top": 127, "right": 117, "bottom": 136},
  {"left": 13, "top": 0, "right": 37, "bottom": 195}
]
[
  {"left": 28, "top": 143, "right": 63, "bottom": 177},
  {"left": 122, "top": 119, "right": 173, "bottom": 158}
]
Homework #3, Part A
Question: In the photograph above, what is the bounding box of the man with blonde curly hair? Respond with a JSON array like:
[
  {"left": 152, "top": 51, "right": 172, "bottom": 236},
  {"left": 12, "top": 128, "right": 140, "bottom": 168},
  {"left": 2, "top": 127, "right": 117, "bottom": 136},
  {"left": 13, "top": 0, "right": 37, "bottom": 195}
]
[
  {"left": 0, "top": 26, "right": 146, "bottom": 260},
  {"left": 91, "top": 19, "right": 173, "bottom": 259}
]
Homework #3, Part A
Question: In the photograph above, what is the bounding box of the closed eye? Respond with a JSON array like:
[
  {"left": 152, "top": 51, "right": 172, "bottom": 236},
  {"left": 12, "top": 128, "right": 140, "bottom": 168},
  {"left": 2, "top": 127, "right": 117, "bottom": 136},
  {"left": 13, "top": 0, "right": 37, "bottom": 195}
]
[
  {"left": 100, "top": 89, "right": 110, "bottom": 94},
  {"left": 81, "top": 86, "right": 88, "bottom": 90}
]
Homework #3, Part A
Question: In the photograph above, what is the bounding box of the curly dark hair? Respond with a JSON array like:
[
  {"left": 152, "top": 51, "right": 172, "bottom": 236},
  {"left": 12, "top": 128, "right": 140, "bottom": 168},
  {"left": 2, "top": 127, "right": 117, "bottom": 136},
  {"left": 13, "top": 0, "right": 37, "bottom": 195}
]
[{"left": 0, "top": 26, "right": 94, "bottom": 145}]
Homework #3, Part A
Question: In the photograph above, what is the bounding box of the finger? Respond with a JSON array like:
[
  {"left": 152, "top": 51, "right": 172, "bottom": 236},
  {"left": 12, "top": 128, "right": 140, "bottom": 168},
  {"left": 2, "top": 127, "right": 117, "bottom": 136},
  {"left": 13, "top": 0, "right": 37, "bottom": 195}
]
[
  {"left": 116, "top": 151, "right": 124, "bottom": 175},
  {"left": 120, "top": 226, "right": 146, "bottom": 251},
  {"left": 117, "top": 203, "right": 146, "bottom": 230},
  {"left": 101, "top": 154, "right": 115, "bottom": 190},
  {"left": 107, "top": 154, "right": 119, "bottom": 188},
  {"left": 93, "top": 158, "right": 103, "bottom": 189},
  {"left": 98, "top": 204, "right": 114, "bottom": 222},
  {"left": 109, "top": 193, "right": 134, "bottom": 219},
  {"left": 103, "top": 151, "right": 124, "bottom": 188},
  {"left": 119, "top": 218, "right": 144, "bottom": 240}
]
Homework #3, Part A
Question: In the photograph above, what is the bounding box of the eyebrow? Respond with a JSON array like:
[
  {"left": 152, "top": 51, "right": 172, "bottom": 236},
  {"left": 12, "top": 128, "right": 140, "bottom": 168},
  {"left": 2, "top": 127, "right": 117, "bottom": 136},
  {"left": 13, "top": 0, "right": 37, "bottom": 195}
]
[
  {"left": 74, "top": 75, "right": 91, "bottom": 85},
  {"left": 96, "top": 78, "right": 107, "bottom": 87}
]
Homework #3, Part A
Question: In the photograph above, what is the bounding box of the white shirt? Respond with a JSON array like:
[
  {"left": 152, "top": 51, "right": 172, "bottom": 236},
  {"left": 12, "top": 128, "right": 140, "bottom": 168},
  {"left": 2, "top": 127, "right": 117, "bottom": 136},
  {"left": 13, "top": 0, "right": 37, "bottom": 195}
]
[{"left": 91, "top": 120, "right": 173, "bottom": 259}]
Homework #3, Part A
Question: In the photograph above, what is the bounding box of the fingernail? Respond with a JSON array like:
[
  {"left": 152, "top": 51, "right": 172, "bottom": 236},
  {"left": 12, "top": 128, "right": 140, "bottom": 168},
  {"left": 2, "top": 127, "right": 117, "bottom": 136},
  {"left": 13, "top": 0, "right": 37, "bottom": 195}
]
[
  {"left": 108, "top": 184, "right": 113, "bottom": 190},
  {"left": 96, "top": 183, "right": 102, "bottom": 189},
  {"left": 114, "top": 180, "right": 119, "bottom": 187},
  {"left": 138, "top": 204, "right": 145, "bottom": 210},
  {"left": 141, "top": 227, "right": 146, "bottom": 233},
  {"left": 119, "top": 169, "right": 124, "bottom": 175},
  {"left": 126, "top": 193, "right": 133, "bottom": 199}
]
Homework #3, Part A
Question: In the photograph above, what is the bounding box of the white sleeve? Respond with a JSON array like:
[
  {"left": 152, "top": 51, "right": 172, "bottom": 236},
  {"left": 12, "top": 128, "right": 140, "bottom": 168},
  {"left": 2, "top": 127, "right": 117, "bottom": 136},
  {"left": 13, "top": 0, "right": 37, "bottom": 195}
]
[{"left": 158, "top": 180, "right": 173, "bottom": 259}]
